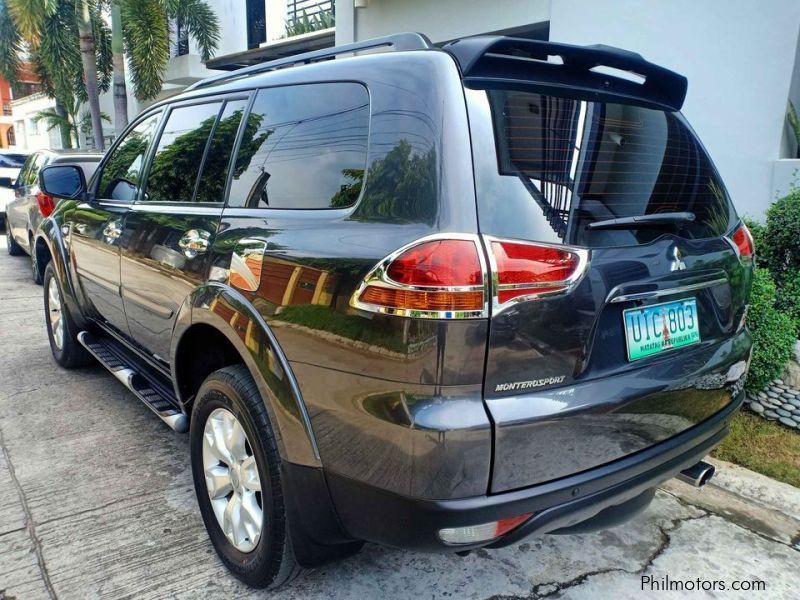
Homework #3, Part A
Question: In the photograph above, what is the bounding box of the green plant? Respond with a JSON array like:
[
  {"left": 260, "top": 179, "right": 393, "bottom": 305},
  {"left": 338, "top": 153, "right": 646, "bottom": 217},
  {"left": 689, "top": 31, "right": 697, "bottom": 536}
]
[
  {"left": 745, "top": 268, "right": 798, "bottom": 393},
  {"left": 789, "top": 101, "right": 800, "bottom": 159},
  {"left": 284, "top": 8, "right": 334, "bottom": 37},
  {"left": 760, "top": 188, "right": 800, "bottom": 281},
  {"left": 775, "top": 270, "right": 800, "bottom": 336}
]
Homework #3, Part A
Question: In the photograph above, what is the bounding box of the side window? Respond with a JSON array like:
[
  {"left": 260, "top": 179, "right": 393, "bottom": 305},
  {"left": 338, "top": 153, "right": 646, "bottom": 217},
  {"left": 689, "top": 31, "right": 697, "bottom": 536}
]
[
  {"left": 194, "top": 99, "right": 248, "bottom": 203},
  {"left": 143, "top": 101, "right": 223, "bottom": 202},
  {"left": 227, "top": 83, "right": 369, "bottom": 209},
  {"left": 16, "top": 154, "right": 35, "bottom": 186},
  {"left": 97, "top": 112, "right": 161, "bottom": 201}
]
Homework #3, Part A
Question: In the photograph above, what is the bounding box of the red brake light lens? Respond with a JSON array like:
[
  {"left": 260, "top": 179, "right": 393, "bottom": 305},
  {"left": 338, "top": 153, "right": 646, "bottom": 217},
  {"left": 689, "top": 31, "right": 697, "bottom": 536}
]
[
  {"left": 490, "top": 240, "right": 583, "bottom": 304},
  {"left": 36, "top": 191, "right": 55, "bottom": 217},
  {"left": 731, "top": 224, "right": 754, "bottom": 259},
  {"left": 355, "top": 238, "right": 486, "bottom": 317},
  {"left": 386, "top": 240, "right": 482, "bottom": 287}
]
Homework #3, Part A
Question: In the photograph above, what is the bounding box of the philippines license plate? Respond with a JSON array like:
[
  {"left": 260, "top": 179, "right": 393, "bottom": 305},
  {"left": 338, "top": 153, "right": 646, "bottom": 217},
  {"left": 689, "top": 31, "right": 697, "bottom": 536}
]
[{"left": 623, "top": 298, "right": 701, "bottom": 361}]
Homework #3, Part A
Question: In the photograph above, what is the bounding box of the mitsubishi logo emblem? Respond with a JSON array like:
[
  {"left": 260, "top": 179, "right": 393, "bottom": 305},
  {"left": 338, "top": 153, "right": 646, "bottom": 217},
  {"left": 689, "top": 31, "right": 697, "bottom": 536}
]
[{"left": 670, "top": 246, "right": 687, "bottom": 271}]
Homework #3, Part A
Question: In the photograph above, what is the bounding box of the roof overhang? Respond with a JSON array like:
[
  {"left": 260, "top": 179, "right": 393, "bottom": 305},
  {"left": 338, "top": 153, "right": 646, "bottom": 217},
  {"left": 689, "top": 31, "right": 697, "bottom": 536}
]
[{"left": 206, "top": 28, "right": 336, "bottom": 71}]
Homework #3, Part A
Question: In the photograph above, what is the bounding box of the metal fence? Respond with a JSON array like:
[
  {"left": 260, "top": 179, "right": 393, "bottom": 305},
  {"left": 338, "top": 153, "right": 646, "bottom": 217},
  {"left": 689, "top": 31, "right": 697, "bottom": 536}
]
[{"left": 287, "top": 0, "right": 334, "bottom": 26}]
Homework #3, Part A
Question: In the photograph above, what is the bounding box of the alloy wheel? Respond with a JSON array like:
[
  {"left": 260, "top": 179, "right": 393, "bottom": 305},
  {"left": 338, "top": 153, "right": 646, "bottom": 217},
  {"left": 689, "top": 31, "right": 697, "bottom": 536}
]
[
  {"left": 202, "top": 408, "right": 263, "bottom": 553},
  {"left": 47, "top": 277, "right": 64, "bottom": 350}
]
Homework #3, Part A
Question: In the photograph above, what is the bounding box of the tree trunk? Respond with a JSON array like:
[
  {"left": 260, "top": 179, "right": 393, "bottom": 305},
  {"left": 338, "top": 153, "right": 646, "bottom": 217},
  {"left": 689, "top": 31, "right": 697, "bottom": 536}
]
[
  {"left": 77, "top": 0, "right": 105, "bottom": 151},
  {"left": 54, "top": 99, "right": 73, "bottom": 149},
  {"left": 111, "top": 3, "right": 128, "bottom": 136}
]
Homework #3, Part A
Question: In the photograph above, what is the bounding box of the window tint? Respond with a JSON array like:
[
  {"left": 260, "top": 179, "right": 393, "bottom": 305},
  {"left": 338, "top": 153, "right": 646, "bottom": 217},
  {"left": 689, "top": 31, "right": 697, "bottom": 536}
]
[
  {"left": 227, "top": 83, "right": 369, "bottom": 209},
  {"left": 468, "top": 89, "right": 735, "bottom": 247},
  {"left": 0, "top": 153, "right": 27, "bottom": 168},
  {"left": 144, "top": 102, "right": 222, "bottom": 202},
  {"left": 194, "top": 99, "right": 247, "bottom": 203},
  {"left": 16, "top": 154, "right": 36, "bottom": 186},
  {"left": 97, "top": 112, "right": 161, "bottom": 201}
]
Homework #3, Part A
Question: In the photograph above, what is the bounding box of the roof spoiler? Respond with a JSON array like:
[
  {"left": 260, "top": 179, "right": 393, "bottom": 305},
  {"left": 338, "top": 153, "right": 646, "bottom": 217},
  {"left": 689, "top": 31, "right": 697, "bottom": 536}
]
[{"left": 443, "top": 36, "right": 687, "bottom": 111}]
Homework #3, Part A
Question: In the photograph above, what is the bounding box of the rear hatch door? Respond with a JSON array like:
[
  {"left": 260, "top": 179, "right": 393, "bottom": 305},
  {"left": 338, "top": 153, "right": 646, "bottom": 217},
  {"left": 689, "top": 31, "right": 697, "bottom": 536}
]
[{"left": 465, "top": 82, "right": 752, "bottom": 493}]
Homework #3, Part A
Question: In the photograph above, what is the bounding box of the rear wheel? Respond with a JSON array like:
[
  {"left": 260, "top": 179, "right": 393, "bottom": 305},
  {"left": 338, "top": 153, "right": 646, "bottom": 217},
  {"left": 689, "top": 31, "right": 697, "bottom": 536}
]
[
  {"left": 190, "top": 364, "right": 301, "bottom": 588},
  {"left": 5, "top": 219, "right": 23, "bottom": 256},
  {"left": 43, "top": 262, "right": 93, "bottom": 368}
]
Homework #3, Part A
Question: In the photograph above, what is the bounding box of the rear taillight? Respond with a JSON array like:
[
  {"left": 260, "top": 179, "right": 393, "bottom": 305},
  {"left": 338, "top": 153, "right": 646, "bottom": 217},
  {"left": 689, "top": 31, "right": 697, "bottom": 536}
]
[
  {"left": 350, "top": 236, "right": 487, "bottom": 319},
  {"left": 729, "top": 223, "right": 754, "bottom": 262},
  {"left": 351, "top": 235, "right": 588, "bottom": 319},
  {"left": 36, "top": 191, "right": 55, "bottom": 217},
  {"left": 487, "top": 237, "right": 588, "bottom": 306}
]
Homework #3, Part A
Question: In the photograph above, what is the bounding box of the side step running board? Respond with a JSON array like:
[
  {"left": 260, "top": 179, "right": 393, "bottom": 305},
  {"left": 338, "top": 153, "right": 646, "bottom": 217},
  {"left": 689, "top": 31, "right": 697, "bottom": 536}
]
[{"left": 78, "top": 331, "right": 188, "bottom": 433}]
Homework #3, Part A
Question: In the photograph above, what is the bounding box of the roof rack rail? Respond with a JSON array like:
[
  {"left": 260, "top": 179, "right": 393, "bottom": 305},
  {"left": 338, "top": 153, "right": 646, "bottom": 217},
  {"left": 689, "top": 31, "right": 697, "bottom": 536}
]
[
  {"left": 187, "top": 32, "right": 433, "bottom": 92},
  {"left": 443, "top": 36, "right": 687, "bottom": 111}
]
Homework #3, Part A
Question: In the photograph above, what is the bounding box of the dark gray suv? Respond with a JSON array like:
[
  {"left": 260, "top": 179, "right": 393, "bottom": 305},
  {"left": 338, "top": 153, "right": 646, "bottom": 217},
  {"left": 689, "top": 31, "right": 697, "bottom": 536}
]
[{"left": 35, "top": 33, "right": 753, "bottom": 588}]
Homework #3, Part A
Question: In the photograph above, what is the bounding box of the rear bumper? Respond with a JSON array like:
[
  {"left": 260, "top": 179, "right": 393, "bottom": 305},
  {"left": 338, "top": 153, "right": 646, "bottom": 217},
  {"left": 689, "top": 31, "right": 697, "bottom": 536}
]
[{"left": 325, "top": 390, "right": 743, "bottom": 552}]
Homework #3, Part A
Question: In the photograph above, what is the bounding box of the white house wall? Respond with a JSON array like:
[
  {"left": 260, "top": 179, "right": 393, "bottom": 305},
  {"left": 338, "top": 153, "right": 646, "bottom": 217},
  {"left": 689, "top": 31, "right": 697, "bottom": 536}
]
[
  {"left": 549, "top": 0, "right": 800, "bottom": 218},
  {"left": 341, "top": 0, "right": 549, "bottom": 44}
]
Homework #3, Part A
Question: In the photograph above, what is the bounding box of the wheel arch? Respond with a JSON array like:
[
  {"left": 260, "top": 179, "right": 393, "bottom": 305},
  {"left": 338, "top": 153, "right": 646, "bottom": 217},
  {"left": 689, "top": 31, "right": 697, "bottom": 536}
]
[
  {"left": 35, "top": 217, "right": 89, "bottom": 329},
  {"left": 171, "top": 283, "right": 321, "bottom": 469}
]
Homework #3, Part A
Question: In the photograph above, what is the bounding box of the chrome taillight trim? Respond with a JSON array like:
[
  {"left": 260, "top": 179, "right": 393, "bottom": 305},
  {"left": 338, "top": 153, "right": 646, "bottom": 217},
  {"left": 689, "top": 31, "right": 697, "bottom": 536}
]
[
  {"left": 483, "top": 235, "right": 590, "bottom": 315},
  {"left": 349, "top": 233, "right": 490, "bottom": 319}
]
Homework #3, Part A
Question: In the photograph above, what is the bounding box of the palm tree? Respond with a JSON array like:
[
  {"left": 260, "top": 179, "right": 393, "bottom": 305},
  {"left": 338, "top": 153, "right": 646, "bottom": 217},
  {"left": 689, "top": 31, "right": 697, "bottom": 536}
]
[
  {"left": 35, "top": 96, "right": 111, "bottom": 146},
  {"left": 76, "top": 0, "right": 105, "bottom": 149},
  {"left": 0, "top": 0, "right": 111, "bottom": 149},
  {"left": 113, "top": 0, "right": 220, "bottom": 127}
]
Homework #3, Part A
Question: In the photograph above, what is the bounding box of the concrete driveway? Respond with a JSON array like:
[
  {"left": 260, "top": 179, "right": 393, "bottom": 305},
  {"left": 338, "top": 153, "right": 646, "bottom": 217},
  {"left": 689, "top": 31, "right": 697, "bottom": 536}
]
[{"left": 1, "top": 237, "right": 798, "bottom": 599}]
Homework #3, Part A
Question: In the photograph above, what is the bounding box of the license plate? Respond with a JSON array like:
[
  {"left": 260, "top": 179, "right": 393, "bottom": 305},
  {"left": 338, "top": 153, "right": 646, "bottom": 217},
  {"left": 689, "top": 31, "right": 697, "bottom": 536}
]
[{"left": 623, "top": 298, "right": 701, "bottom": 361}]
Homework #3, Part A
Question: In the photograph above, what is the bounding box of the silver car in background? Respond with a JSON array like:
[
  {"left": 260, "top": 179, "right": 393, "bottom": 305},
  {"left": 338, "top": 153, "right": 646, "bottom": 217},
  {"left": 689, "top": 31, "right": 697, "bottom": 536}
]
[
  {"left": 0, "top": 150, "right": 29, "bottom": 221},
  {"left": 5, "top": 149, "right": 102, "bottom": 283}
]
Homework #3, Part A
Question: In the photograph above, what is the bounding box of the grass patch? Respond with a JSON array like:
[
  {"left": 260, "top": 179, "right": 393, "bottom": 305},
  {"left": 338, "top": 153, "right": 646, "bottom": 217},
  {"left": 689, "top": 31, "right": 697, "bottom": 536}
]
[{"left": 713, "top": 411, "right": 800, "bottom": 488}]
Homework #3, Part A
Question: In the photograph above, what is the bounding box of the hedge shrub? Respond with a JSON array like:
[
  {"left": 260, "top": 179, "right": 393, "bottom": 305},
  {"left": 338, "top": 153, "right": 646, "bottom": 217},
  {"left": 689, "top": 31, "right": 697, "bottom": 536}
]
[
  {"left": 760, "top": 188, "right": 800, "bottom": 281},
  {"left": 745, "top": 268, "right": 798, "bottom": 393}
]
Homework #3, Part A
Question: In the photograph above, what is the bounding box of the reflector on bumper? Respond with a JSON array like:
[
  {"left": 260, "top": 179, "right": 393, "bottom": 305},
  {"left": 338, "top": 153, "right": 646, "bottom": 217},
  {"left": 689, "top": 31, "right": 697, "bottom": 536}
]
[{"left": 438, "top": 513, "right": 533, "bottom": 545}]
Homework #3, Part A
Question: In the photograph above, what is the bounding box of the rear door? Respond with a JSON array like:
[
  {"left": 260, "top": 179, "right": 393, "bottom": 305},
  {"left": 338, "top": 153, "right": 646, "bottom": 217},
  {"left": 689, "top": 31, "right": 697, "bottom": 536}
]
[
  {"left": 119, "top": 95, "right": 249, "bottom": 361},
  {"left": 465, "top": 87, "right": 752, "bottom": 492},
  {"left": 68, "top": 111, "right": 162, "bottom": 335}
]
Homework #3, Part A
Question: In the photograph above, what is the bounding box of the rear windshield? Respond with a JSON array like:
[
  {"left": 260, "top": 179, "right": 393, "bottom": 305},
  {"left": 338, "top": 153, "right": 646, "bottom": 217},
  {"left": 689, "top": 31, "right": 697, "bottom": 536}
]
[{"left": 466, "top": 88, "right": 736, "bottom": 248}]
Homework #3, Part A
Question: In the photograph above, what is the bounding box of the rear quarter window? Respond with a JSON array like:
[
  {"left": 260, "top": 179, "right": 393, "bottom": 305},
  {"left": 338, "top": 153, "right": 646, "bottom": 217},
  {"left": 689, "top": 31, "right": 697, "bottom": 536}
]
[
  {"left": 467, "top": 88, "right": 736, "bottom": 247},
  {"left": 227, "top": 82, "right": 369, "bottom": 209}
]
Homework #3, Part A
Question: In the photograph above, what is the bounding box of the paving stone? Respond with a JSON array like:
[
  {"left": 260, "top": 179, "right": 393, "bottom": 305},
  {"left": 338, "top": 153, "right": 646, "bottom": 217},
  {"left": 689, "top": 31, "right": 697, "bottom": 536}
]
[
  {"left": 764, "top": 410, "right": 779, "bottom": 419},
  {"left": 778, "top": 417, "right": 797, "bottom": 428},
  {"left": 776, "top": 408, "right": 792, "bottom": 418},
  {"left": 749, "top": 402, "right": 764, "bottom": 414},
  {"left": 767, "top": 390, "right": 780, "bottom": 399}
]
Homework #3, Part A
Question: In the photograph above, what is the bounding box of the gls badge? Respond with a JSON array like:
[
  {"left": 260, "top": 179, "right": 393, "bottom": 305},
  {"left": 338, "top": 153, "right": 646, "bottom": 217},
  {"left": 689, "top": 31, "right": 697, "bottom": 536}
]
[{"left": 495, "top": 376, "right": 566, "bottom": 392}]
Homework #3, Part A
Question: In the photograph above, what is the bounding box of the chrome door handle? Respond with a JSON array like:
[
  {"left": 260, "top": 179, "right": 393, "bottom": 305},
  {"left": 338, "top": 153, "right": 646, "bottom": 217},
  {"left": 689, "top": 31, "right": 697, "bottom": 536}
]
[
  {"left": 178, "top": 229, "right": 211, "bottom": 258},
  {"left": 102, "top": 220, "right": 122, "bottom": 243}
]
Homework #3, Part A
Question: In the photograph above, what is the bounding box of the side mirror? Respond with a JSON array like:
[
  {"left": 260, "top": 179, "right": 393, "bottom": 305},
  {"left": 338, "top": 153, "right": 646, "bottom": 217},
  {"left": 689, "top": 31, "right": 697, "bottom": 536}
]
[
  {"left": 39, "top": 164, "right": 87, "bottom": 200},
  {"left": 0, "top": 176, "right": 14, "bottom": 189}
]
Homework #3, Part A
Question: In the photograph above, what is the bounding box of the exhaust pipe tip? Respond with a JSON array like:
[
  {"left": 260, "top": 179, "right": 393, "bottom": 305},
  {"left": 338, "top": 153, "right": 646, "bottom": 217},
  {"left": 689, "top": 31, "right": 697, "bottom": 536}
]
[{"left": 676, "top": 461, "right": 716, "bottom": 488}]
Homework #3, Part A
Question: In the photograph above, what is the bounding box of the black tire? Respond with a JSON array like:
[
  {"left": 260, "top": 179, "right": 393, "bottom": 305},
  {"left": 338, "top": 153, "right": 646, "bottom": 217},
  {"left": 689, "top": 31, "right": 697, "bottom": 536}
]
[
  {"left": 30, "top": 234, "right": 43, "bottom": 284},
  {"left": 5, "top": 218, "right": 24, "bottom": 256},
  {"left": 190, "top": 364, "right": 302, "bottom": 589},
  {"left": 43, "top": 262, "right": 93, "bottom": 368}
]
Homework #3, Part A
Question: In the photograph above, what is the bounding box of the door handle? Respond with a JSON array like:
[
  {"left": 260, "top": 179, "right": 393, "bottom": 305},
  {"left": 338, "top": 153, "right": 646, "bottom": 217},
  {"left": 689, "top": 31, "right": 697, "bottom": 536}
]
[
  {"left": 178, "top": 229, "right": 211, "bottom": 258},
  {"left": 102, "top": 220, "right": 122, "bottom": 244}
]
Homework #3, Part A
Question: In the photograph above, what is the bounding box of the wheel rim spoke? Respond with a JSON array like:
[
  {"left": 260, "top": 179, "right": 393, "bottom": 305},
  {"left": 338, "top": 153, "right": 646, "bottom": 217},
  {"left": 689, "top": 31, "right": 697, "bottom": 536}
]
[
  {"left": 204, "top": 464, "right": 232, "bottom": 499},
  {"left": 202, "top": 408, "right": 264, "bottom": 553},
  {"left": 240, "top": 490, "right": 263, "bottom": 543},
  {"left": 240, "top": 456, "right": 261, "bottom": 492},
  {"left": 47, "top": 279, "right": 63, "bottom": 350}
]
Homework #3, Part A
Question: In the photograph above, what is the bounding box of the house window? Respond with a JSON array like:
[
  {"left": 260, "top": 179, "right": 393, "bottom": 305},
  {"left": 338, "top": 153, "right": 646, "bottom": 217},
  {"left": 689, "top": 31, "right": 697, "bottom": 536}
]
[
  {"left": 175, "top": 16, "right": 189, "bottom": 56},
  {"left": 246, "top": 0, "right": 266, "bottom": 49},
  {"left": 6, "top": 126, "right": 15, "bottom": 146}
]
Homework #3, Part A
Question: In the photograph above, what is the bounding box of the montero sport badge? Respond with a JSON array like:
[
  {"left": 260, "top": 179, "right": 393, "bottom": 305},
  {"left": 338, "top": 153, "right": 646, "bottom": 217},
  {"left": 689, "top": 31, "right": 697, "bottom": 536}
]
[{"left": 495, "top": 376, "right": 566, "bottom": 392}]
